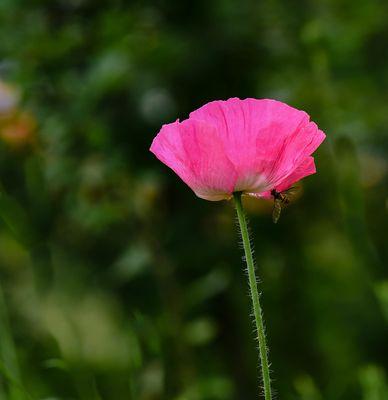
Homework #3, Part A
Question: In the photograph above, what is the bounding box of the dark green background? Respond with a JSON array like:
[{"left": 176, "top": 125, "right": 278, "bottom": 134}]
[{"left": 0, "top": 0, "right": 387, "bottom": 399}]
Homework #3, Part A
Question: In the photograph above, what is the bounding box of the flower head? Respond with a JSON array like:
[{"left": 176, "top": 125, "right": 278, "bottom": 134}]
[{"left": 150, "top": 98, "right": 325, "bottom": 201}]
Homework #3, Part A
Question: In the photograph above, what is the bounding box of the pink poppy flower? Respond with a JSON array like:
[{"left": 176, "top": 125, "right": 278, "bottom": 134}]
[{"left": 150, "top": 98, "right": 325, "bottom": 201}]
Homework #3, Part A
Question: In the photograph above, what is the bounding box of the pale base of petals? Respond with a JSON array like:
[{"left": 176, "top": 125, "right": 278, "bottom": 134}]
[
  {"left": 233, "top": 174, "right": 270, "bottom": 194},
  {"left": 194, "top": 190, "right": 232, "bottom": 201}
]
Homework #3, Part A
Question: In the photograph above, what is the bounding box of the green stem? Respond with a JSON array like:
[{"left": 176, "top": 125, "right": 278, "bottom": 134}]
[{"left": 233, "top": 192, "right": 272, "bottom": 400}]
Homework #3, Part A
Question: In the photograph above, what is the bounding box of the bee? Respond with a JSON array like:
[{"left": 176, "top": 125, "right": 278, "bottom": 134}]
[{"left": 271, "top": 187, "right": 297, "bottom": 223}]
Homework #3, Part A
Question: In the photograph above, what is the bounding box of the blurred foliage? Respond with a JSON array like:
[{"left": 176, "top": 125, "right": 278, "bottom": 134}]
[{"left": 0, "top": 0, "right": 387, "bottom": 399}]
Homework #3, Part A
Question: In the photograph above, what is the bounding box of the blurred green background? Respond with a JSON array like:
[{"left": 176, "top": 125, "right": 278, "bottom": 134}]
[{"left": 0, "top": 0, "right": 387, "bottom": 399}]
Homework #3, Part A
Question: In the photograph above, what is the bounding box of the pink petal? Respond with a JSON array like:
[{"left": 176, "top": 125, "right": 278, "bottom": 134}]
[
  {"left": 150, "top": 119, "right": 238, "bottom": 201},
  {"left": 257, "top": 156, "right": 317, "bottom": 199},
  {"left": 189, "top": 98, "right": 315, "bottom": 193},
  {"left": 265, "top": 122, "right": 325, "bottom": 188}
]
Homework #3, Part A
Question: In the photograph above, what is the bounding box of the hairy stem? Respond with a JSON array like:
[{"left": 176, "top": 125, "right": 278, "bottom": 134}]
[{"left": 233, "top": 192, "right": 272, "bottom": 400}]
